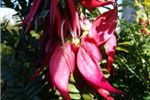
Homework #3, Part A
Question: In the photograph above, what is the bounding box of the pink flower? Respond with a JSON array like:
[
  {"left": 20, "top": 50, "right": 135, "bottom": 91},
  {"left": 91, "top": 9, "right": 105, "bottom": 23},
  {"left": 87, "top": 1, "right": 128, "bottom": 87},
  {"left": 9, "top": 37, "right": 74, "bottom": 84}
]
[
  {"left": 79, "top": 0, "right": 115, "bottom": 9},
  {"left": 21, "top": 0, "right": 123, "bottom": 99},
  {"left": 89, "top": 8, "right": 118, "bottom": 46},
  {"left": 105, "top": 34, "right": 117, "bottom": 72},
  {"left": 49, "top": 43, "right": 75, "bottom": 100},
  {"left": 77, "top": 39, "right": 122, "bottom": 94},
  {"left": 20, "top": 0, "right": 42, "bottom": 33}
]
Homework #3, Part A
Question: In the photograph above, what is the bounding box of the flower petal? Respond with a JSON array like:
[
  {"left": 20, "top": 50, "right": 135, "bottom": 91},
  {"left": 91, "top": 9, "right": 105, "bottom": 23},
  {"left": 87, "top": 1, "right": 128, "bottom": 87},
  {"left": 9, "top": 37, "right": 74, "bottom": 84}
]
[
  {"left": 98, "top": 88, "right": 114, "bottom": 100},
  {"left": 105, "top": 35, "right": 117, "bottom": 72},
  {"left": 66, "top": 0, "right": 77, "bottom": 33},
  {"left": 55, "top": 9, "right": 62, "bottom": 38},
  {"left": 20, "top": 0, "right": 42, "bottom": 33},
  {"left": 82, "top": 37, "right": 102, "bottom": 61},
  {"left": 50, "top": 0, "right": 59, "bottom": 27},
  {"left": 77, "top": 46, "right": 122, "bottom": 94},
  {"left": 49, "top": 43, "right": 75, "bottom": 100},
  {"left": 89, "top": 8, "right": 118, "bottom": 46},
  {"left": 79, "top": 0, "right": 115, "bottom": 9}
]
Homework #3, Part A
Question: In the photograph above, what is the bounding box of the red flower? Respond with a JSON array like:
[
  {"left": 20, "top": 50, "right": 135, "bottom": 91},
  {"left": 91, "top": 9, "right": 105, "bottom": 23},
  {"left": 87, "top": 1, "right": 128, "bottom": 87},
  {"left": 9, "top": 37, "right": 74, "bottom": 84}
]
[
  {"left": 77, "top": 39, "right": 122, "bottom": 94},
  {"left": 79, "top": 0, "right": 115, "bottom": 9},
  {"left": 21, "top": 0, "right": 123, "bottom": 99},
  {"left": 105, "top": 34, "right": 117, "bottom": 72},
  {"left": 81, "top": 37, "right": 102, "bottom": 61},
  {"left": 48, "top": 35, "right": 122, "bottom": 100},
  {"left": 49, "top": 43, "right": 75, "bottom": 100},
  {"left": 89, "top": 8, "right": 118, "bottom": 46},
  {"left": 20, "top": 0, "right": 42, "bottom": 33}
]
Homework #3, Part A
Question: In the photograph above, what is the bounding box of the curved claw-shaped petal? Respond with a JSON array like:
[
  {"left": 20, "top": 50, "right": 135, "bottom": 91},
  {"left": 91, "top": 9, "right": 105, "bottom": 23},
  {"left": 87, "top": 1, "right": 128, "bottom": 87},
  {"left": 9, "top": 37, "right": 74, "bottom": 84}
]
[
  {"left": 82, "top": 37, "right": 102, "bottom": 61},
  {"left": 50, "top": 0, "right": 59, "bottom": 27},
  {"left": 77, "top": 46, "right": 122, "bottom": 94},
  {"left": 55, "top": 9, "right": 62, "bottom": 38},
  {"left": 98, "top": 88, "right": 114, "bottom": 100},
  {"left": 105, "top": 35, "right": 117, "bottom": 72},
  {"left": 89, "top": 8, "right": 118, "bottom": 46},
  {"left": 49, "top": 43, "right": 75, "bottom": 100},
  {"left": 79, "top": 0, "right": 115, "bottom": 9},
  {"left": 66, "top": 0, "right": 77, "bottom": 33},
  {"left": 20, "top": 0, "right": 42, "bottom": 33}
]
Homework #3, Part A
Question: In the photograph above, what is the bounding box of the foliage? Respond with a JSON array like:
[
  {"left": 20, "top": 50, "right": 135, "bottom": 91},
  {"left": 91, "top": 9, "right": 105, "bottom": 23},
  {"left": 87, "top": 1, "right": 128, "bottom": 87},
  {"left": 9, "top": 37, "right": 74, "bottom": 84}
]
[
  {"left": 113, "top": 18, "right": 150, "bottom": 100},
  {"left": 1, "top": 0, "right": 150, "bottom": 100},
  {"left": 1, "top": 22, "right": 43, "bottom": 100}
]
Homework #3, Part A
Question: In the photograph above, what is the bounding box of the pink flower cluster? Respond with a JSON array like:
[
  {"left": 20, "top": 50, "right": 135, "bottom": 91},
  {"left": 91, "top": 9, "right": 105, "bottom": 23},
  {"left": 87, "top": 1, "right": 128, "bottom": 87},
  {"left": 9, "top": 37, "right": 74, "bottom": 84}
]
[{"left": 21, "top": 0, "right": 123, "bottom": 99}]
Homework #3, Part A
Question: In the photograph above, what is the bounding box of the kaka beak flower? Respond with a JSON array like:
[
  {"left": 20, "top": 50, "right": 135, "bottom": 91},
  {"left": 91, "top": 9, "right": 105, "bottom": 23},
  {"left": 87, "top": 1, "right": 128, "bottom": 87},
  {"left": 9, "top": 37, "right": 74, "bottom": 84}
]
[
  {"left": 50, "top": 0, "right": 58, "bottom": 30},
  {"left": 49, "top": 43, "right": 75, "bottom": 100},
  {"left": 55, "top": 9, "right": 61, "bottom": 38},
  {"left": 81, "top": 37, "right": 102, "bottom": 61},
  {"left": 98, "top": 88, "right": 114, "bottom": 100},
  {"left": 50, "top": 0, "right": 63, "bottom": 38},
  {"left": 49, "top": 0, "right": 59, "bottom": 27},
  {"left": 32, "top": 0, "right": 63, "bottom": 77},
  {"left": 79, "top": 0, "right": 115, "bottom": 9},
  {"left": 24, "top": 0, "right": 123, "bottom": 99},
  {"left": 66, "top": 0, "right": 77, "bottom": 33},
  {"left": 30, "top": 14, "right": 59, "bottom": 80},
  {"left": 89, "top": 8, "right": 118, "bottom": 46},
  {"left": 20, "top": 0, "right": 42, "bottom": 33},
  {"left": 77, "top": 43, "right": 122, "bottom": 94},
  {"left": 105, "top": 34, "right": 117, "bottom": 72}
]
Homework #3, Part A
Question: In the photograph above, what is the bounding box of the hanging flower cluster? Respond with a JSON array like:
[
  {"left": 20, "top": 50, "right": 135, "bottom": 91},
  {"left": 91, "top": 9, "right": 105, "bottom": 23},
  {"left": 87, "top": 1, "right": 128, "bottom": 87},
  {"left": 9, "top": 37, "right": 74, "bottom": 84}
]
[{"left": 20, "top": 0, "right": 123, "bottom": 99}]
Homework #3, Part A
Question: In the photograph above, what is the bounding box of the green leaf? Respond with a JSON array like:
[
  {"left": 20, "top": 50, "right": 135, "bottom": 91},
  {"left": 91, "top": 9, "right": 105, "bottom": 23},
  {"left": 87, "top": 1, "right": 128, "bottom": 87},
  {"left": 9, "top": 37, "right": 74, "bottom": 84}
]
[
  {"left": 118, "top": 41, "right": 133, "bottom": 46},
  {"left": 70, "top": 93, "right": 81, "bottom": 100},
  {"left": 116, "top": 47, "right": 129, "bottom": 53},
  {"left": 82, "top": 93, "right": 94, "bottom": 100},
  {"left": 68, "top": 83, "right": 79, "bottom": 93}
]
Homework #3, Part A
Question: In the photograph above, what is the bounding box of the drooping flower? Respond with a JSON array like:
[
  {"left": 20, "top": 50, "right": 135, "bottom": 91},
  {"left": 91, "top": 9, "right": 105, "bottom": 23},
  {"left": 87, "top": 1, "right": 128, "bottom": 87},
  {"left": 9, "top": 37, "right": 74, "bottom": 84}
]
[
  {"left": 105, "top": 34, "right": 117, "bottom": 72},
  {"left": 77, "top": 42, "right": 122, "bottom": 94},
  {"left": 49, "top": 43, "right": 75, "bottom": 100},
  {"left": 66, "top": 0, "right": 78, "bottom": 34},
  {"left": 89, "top": 8, "right": 118, "bottom": 46},
  {"left": 98, "top": 88, "right": 115, "bottom": 100},
  {"left": 20, "top": 0, "right": 123, "bottom": 99},
  {"left": 81, "top": 37, "right": 102, "bottom": 61},
  {"left": 20, "top": 0, "right": 42, "bottom": 33},
  {"left": 79, "top": 0, "right": 115, "bottom": 9},
  {"left": 48, "top": 34, "right": 122, "bottom": 100}
]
